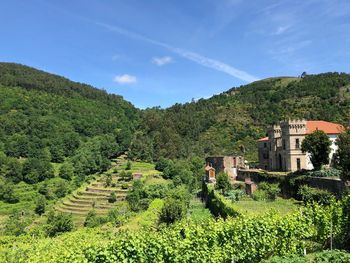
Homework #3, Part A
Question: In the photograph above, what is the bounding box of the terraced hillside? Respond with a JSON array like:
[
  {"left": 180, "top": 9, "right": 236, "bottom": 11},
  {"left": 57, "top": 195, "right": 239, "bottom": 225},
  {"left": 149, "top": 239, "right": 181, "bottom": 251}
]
[
  {"left": 55, "top": 157, "right": 129, "bottom": 226},
  {"left": 56, "top": 177, "right": 128, "bottom": 225}
]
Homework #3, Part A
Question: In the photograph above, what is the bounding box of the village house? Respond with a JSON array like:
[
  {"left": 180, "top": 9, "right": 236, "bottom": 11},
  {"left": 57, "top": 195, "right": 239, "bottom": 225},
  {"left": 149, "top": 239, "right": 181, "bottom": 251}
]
[
  {"left": 205, "top": 156, "right": 245, "bottom": 181},
  {"left": 258, "top": 120, "right": 344, "bottom": 172}
]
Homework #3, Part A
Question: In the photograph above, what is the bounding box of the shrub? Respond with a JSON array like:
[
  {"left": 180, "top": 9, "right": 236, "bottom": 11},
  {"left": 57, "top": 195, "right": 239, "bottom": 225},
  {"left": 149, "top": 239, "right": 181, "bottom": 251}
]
[
  {"left": 216, "top": 172, "right": 232, "bottom": 195},
  {"left": 0, "top": 181, "right": 19, "bottom": 203},
  {"left": 108, "top": 192, "right": 117, "bottom": 203},
  {"left": 84, "top": 210, "right": 107, "bottom": 228},
  {"left": 307, "top": 168, "right": 341, "bottom": 178},
  {"left": 258, "top": 182, "right": 280, "bottom": 201},
  {"left": 54, "top": 180, "right": 69, "bottom": 198},
  {"left": 159, "top": 197, "right": 187, "bottom": 224},
  {"left": 125, "top": 161, "right": 131, "bottom": 170},
  {"left": 121, "top": 183, "right": 129, "bottom": 190},
  {"left": 314, "top": 250, "right": 350, "bottom": 263},
  {"left": 4, "top": 211, "right": 31, "bottom": 236},
  {"left": 262, "top": 255, "right": 309, "bottom": 263},
  {"left": 59, "top": 162, "right": 74, "bottom": 180},
  {"left": 35, "top": 195, "right": 46, "bottom": 215},
  {"left": 226, "top": 189, "right": 245, "bottom": 202},
  {"left": 46, "top": 211, "right": 74, "bottom": 237},
  {"left": 105, "top": 174, "right": 112, "bottom": 187},
  {"left": 298, "top": 185, "right": 334, "bottom": 205},
  {"left": 252, "top": 189, "right": 267, "bottom": 201}
]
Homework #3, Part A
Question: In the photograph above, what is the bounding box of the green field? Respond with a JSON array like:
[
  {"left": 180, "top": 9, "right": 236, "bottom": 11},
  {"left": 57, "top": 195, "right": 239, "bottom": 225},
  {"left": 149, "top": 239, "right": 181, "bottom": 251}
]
[{"left": 232, "top": 197, "right": 301, "bottom": 216}]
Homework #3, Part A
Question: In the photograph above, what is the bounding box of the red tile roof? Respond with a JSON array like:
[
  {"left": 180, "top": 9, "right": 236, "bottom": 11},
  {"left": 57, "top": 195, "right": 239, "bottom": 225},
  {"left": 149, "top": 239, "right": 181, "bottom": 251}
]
[
  {"left": 257, "top": 136, "right": 269, "bottom": 142},
  {"left": 306, "top": 121, "right": 344, "bottom": 135}
]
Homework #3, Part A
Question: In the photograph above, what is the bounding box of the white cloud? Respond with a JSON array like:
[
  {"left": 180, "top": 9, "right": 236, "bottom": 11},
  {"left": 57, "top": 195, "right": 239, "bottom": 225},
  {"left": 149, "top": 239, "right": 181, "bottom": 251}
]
[
  {"left": 113, "top": 74, "right": 137, "bottom": 84},
  {"left": 152, "top": 56, "right": 173, "bottom": 66},
  {"left": 96, "top": 22, "right": 258, "bottom": 83}
]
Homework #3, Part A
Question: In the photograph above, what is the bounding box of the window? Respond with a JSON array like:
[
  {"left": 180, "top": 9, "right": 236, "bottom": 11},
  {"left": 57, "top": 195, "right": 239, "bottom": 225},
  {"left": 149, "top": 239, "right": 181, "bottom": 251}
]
[
  {"left": 296, "top": 139, "right": 300, "bottom": 149},
  {"left": 264, "top": 143, "right": 267, "bottom": 148},
  {"left": 297, "top": 158, "right": 301, "bottom": 170}
]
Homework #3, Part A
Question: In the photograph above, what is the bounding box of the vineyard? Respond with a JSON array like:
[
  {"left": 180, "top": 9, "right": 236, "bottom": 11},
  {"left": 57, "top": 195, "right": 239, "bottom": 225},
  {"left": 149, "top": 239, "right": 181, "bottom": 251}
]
[{"left": 0, "top": 197, "right": 349, "bottom": 262}]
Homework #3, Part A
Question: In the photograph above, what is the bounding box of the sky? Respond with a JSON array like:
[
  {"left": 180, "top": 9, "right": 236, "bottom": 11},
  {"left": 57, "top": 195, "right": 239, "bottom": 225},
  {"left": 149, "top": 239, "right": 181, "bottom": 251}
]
[{"left": 0, "top": 0, "right": 350, "bottom": 108}]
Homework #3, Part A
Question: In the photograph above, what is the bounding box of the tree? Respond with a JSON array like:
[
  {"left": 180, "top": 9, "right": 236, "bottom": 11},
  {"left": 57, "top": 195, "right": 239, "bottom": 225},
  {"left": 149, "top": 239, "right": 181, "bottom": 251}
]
[
  {"left": 336, "top": 130, "right": 350, "bottom": 181},
  {"left": 301, "top": 130, "right": 331, "bottom": 170},
  {"left": 216, "top": 172, "right": 232, "bottom": 195},
  {"left": 35, "top": 195, "right": 46, "bottom": 215},
  {"left": 59, "top": 162, "right": 74, "bottom": 180},
  {"left": 159, "top": 197, "right": 187, "bottom": 224},
  {"left": 108, "top": 191, "right": 117, "bottom": 203},
  {"left": 46, "top": 211, "right": 74, "bottom": 237}
]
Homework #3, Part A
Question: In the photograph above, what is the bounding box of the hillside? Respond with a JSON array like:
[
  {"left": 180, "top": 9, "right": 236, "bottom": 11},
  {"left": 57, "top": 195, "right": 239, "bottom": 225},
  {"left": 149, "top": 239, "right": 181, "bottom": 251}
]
[
  {"left": 131, "top": 73, "right": 350, "bottom": 162},
  {"left": 0, "top": 62, "right": 139, "bottom": 160}
]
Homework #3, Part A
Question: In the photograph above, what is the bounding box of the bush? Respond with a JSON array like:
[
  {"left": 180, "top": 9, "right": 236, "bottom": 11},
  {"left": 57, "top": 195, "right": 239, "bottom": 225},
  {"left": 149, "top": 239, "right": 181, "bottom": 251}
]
[
  {"left": 262, "top": 255, "right": 309, "bottom": 263},
  {"left": 125, "top": 161, "right": 131, "bottom": 170},
  {"left": 105, "top": 174, "right": 112, "bottom": 187},
  {"left": 35, "top": 195, "right": 46, "bottom": 215},
  {"left": 226, "top": 189, "right": 245, "bottom": 202},
  {"left": 54, "top": 180, "right": 69, "bottom": 198},
  {"left": 307, "top": 168, "right": 341, "bottom": 178},
  {"left": 216, "top": 172, "right": 232, "bottom": 195},
  {"left": 298, "top": 185, "right": 334, "bottom": 205},
  {"left": 59, "top": 162, "right": 74, "bottom": 180},
  {"left": 0, "top": 181, "right": 19, "bottom": 203},
  {"left": 159, "top": 197, "right": 187, "bottom": 224},
  {"left": 252, "top": 189, "right": 267, "bottom": 201},
  {"left": 4, "top": 211, "right": 32, "bottom": 236},
  {"left": 108, "top": 192, "right": 117, "bottom": 203},
  {"left": 121, "top": 183, "right": 128, "bottom": 190},
  {"left": 314, "top": 250, "right": 350, "bottom": 263},
  {"left": 84, "top": 210, "right": 107, "bottom": 228},
  {"left": 258, "top": 182, "right": 280, "bottom": 201},
  {"left": 46, "top": 211, "right": 74, "bottom": 237}
]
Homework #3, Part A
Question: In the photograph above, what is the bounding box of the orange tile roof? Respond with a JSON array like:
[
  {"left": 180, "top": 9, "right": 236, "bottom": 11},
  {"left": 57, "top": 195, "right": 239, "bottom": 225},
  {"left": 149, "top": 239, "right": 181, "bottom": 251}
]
[
  {"left": 306, "top": 121, "right": 344, "bottom": 135},
  {"left": 257, "top": 136, "right": 269, "bottom": 142}
]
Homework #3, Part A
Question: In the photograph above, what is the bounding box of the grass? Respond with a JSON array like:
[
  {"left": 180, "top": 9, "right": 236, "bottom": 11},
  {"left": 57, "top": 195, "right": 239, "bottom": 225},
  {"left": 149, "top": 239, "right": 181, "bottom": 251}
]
[
  {"left": 188, "top": 198, "right": 212, "bottom": 223},
  {"left": 231, "top": 197, "right": 301, "bottom": 216},
  {"left": 121, "top": 198, "right": 164, "bottom": 231},
  {"left": 117, "top": 161, "right": 162, "bottom": 178}
]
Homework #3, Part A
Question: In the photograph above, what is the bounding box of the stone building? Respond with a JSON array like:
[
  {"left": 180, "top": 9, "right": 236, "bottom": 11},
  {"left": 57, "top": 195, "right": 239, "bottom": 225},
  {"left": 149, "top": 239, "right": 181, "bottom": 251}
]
[
  {"left": 205, "top": 156, "right": 245, "bottom": 180},
  {"left": 258, "top": 120, "right": 344, "bottom": 172}
]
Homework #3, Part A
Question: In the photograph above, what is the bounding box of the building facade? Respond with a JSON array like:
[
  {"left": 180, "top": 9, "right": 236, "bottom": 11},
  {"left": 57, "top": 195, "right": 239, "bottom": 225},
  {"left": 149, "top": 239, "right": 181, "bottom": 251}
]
[
  {"left": 258, "top": 120, "right": 344, "bottom": 172},
  {"left": 205, "top": 156, "right": 245, "bottom": 180}
]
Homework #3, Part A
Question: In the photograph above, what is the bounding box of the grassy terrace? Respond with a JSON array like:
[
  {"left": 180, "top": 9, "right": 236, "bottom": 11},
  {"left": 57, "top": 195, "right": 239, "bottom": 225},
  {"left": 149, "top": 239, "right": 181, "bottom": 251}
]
[{"left": 231, "top": 197, "right": 301, "bottom": 216}]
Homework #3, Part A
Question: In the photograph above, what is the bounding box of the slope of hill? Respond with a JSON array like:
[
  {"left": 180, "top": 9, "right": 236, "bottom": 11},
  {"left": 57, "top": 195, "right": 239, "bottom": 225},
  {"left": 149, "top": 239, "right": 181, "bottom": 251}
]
[
  {"left": 131, "top": 73, "right": 350, "bottom": 162},
  {"left": 0, "top": 62, "right": 139, "bottom": 160}
]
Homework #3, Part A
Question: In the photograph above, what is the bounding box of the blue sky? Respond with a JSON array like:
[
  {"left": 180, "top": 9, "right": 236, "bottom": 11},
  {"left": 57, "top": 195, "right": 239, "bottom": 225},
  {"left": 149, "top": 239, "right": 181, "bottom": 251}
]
[{"left": 1, "top": 0, "right": 350, "bottom": 108}]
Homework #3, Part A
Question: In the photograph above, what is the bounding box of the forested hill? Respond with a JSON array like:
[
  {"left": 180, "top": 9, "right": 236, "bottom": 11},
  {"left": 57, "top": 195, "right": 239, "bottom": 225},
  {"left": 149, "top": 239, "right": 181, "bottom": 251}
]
[
  {"left": 0, "top": 62, "right": 139, "bottom": 161},
  {"left": 132, "top": 72, "right": 350, "bottom": 162},
  {"left": 1, "top": 63, "right": 350, "bottom": 164}
]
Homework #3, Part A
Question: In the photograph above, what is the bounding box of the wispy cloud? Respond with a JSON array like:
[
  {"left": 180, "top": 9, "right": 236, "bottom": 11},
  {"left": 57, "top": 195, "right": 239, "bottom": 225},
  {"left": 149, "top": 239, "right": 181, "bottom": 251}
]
[
  {"left": 113, "top": 74, "right": 137, "bottom": 84},
  {"left": 152, "top": 56, "right": 173, "bottom": 66},
  {"left": 96, "top": 22, "right": 258, "bottom": 83}
]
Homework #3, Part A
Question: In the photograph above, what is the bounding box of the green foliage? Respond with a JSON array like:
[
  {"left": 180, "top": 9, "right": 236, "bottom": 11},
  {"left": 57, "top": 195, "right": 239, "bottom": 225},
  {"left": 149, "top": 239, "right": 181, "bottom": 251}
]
[
  {"left": 0, "top": 180, "right": 19, "bottom": 203},
  {"left": 105, "top": 174, "right": 112, "bottom": 187},
  {"left": 215, "top": 172, "right": 232, "bottom": 195},
  {"left": 84, "top": 210, "right": 108, "bottom": 228},
  {"left": 262, "top": 255, "right": 309, "bottom": 263},
  {"left": 4, "top": 211, "right": 32, "bottom": 236},
  {"left": 298, "top": 185, "right": 335, "bottom": 205},
  {"left": 34, "top": 195, "right": 46, "bottom": 215},
  {"left": 301, "top": 130, "right": 331, "bottom": 170},
  {"left": 252, "top": 189, "right": 267, "bottom": 201},
  {"left": 307, "top": 168, "right": 341, "bottom": 178},
  {"left": 0, "top": 63, "right": 138, "bottom": 161},
  {"left": 225, "top": 189, "right": 245, "bottom": 202},
  {"left": 53, "top": 179, "right": 69, "bottom": 198},
  {"left": 259, "top": 182, "right": 281, "bottom": 201},
  {"left": 314, "top": 250, "right": 350, "bottom": 263},
  {"left": 335, "top": 130, "right": 350, "bottom": 181},
  {"left": 22, "top": 158, "right": 54, "bottom": 184},
  {"left": 108, "top": 191, "right": 117, "bottom": 203},
  {"left": 46, "top": 211, "right": 74, "bottom": 237},
  {"left": 159, "top": 197, "right": 187, "bottom": 224},
  {"left": 125, "top": 160, "right": 132, "bottom": 170},
  {"left": 58, "top": 162, "right": 74, "bottom": 180}
]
